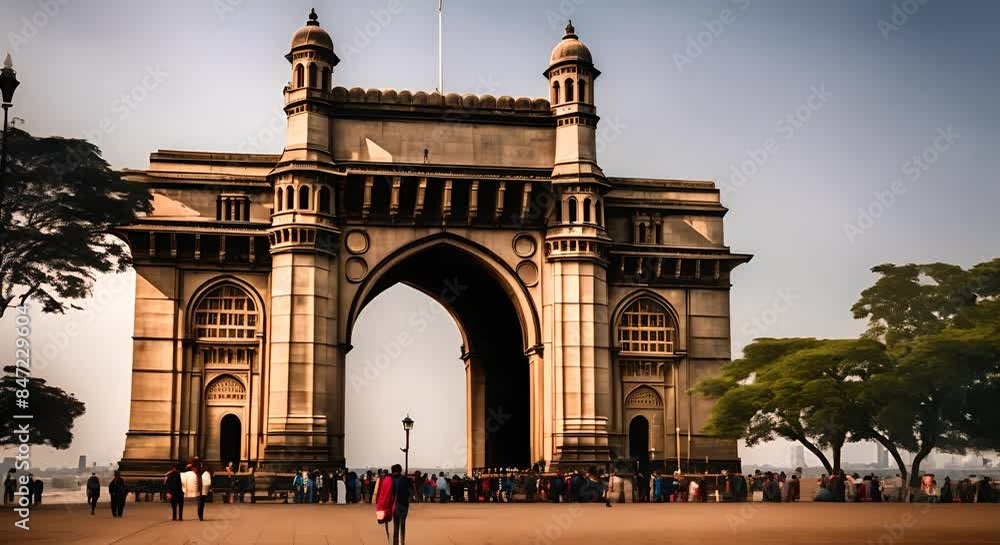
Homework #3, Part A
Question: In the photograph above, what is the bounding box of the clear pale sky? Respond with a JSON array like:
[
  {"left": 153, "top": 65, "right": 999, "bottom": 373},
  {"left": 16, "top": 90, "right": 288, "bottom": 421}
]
[{"left": 1, "top": 0, "right": 997, "bottom": 469}]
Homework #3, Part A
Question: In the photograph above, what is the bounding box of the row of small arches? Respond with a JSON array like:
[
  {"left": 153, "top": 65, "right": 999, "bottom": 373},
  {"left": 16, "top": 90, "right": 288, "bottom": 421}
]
[
  {"left": 556, "top": 196, "right": 603, "bottom": 225},
  {"left": 294, "top": 63, "right": 331, "bottom": 91},
  {"left": 274, "top": 185, "right": 333, "bottom": 214},
  {"left": 551, "top": 78, "right": 590, "bottom": 105}
]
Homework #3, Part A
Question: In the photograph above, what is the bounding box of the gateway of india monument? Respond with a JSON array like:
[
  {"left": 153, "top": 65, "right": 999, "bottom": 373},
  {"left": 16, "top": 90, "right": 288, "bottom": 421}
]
[{"left": 117, "top": 10, "right": 751, "bottom": 475}]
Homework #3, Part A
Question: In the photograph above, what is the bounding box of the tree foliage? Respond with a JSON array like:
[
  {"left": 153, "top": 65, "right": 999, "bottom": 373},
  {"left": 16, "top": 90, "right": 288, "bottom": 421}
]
[
  {"left": 699, "top": 259, "right": 999, "bottom": 488},
  {"left": 697, "top": 337, "right": 890, "bottom": 474},
  {"left": 0, "top": 365, "right": 86, "bottom": 449},
  {"left": 0, "top": 126, "right": 151, "bottom": 317}
]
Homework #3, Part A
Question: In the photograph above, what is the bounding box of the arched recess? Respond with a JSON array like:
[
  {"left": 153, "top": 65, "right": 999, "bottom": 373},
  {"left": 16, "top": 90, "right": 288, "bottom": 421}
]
[
  {"left": 183, "top": 278, "right": 264, "bottom": 465},
  {"left": 345, "top": 233, "right": 541, "bottom": 469}
]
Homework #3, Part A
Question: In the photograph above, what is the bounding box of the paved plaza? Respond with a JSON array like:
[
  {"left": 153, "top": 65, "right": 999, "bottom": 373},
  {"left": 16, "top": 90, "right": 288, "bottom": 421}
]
[{"left": 3, "top": 501, "right": 999, "bottom": 544}]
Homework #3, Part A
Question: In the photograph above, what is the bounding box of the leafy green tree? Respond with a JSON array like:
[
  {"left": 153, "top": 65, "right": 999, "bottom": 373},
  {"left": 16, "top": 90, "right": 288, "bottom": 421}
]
[
  {"left": 854, "top": 259, "right": 1000, "bottom": 488},
  {"left": 697, "top": 337, "right": 890, "bottom": 474},
  {"left": 0, "top": 126, "right": 151, "bottom": 317},
  {"left": 0, "top": 365, "right": 86, "bottom": 449}
]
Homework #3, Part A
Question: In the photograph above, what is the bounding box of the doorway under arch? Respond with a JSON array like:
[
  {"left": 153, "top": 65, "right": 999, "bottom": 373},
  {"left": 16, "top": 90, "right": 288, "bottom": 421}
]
[
  {"left": 629, "top": 415, "right": 650, "bottom": 470},
  {"left": 220, "top": 414, "right": 241, "bottom": 469},
  {"left": 346, "top": 240, "right": 533, "bottom": 470}
]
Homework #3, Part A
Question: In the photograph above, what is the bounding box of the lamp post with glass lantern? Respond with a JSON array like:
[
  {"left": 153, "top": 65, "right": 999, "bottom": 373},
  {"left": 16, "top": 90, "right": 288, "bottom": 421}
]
[
  {"left": 401, "top": 415, "right": 414, "bottom": 474},
  {"left": 0, "top": 52, "right": 21, "bottom": 212}
]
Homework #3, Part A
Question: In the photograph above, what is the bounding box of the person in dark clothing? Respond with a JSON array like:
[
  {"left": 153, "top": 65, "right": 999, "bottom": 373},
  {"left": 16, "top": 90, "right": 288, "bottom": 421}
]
[
  {"left": 4, "top": 469, "right": 16, "bottom": 506},
  {"left": 31, "top": 477, "right": 44, "bottom": 505},
  {"left": 109, "top": 471, "right": 127, "bottom": 517},
  {"left": 762, "top": 473, "right": 781, "bottom": 502},
  {"left": 977, "top": 477, "right": 994, "bottom": 503},
  {"left": 86, "top": 473, "right": 101, "bottom": 514},
  {"left": 940, "top": 476, "right": 953, "bottom": 503},
  {"left": 635, "top": 472, "right": 649, "bottom": 502},
  {"left": 391, "top": 465, "right": 411, "bottom": 545},
  {"left": 164, "top": 464, "right": 184, "bottom": 520}
]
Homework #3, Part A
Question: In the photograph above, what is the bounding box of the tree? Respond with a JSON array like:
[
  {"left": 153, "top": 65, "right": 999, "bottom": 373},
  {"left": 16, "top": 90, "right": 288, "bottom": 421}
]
[
  {"left": 696, "top": 337, "right": 890, "bottom": 474},
  {"left": 0, "top": 126, "right": 151, "bottom": 317},
  {"left": 854, "top": 259, "right": 1000, "bottom": 488},
  {"left": 0, "top": 365, "right": 86, "bottom": 449}
]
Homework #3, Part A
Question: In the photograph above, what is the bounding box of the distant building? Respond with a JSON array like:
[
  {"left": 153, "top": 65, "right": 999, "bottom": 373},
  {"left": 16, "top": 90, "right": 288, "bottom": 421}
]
[
  {"left": 78, "top": 455, "right": 87, "bottom": 470},
  {"left": 788, "top": 445, "right": 806, "bottom": 468},
  {"left": 876, "top": 445, "right": 889, "bottom": 467}
]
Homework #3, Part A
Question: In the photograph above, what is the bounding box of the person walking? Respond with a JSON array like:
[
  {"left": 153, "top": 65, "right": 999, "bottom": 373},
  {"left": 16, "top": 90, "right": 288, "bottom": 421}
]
[
  {"left": 3, "top": 469, "right": 15, "bottom": 505},
  {"left": 182, "top": 459, "right": 211, "bottom": 521},
  {"left": 86, "top": 473, "right": 101, "bottom": 515},
  {"left": 392, "top": 465, "right": 412, "bottom": 545},
  {"left": 374, "top": 466, "right": 397, "bottom": 545},
  {"left": 165, "top": 464, "right": 184, "bottom": 521},
  {"left": 109, "top": 471, "right": 127, "bottom": 518},
  {"left": 31, "top": 475, "right": 44, "bottom": 505}
]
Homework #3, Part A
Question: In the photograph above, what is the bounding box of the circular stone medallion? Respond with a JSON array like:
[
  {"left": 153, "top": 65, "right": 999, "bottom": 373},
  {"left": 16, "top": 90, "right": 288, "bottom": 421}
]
[
  {"left": 516, "top": 260, "right": 539, "bottom": 287},
  {"left": 345, "top": 257, "right": 369, "bottom": 283},
  {"left": 513, "top": 233, "right": 537, "bottom": 258},
  {"left": 344, "top": 230, "right": 370, "bottom": 255}
]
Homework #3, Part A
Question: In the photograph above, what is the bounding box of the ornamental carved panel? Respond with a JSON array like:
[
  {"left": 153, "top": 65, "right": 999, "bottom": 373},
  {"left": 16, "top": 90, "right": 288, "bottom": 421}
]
[
  {"left": 205, "top": 375, "right": 247, "bottom": 403},
  {"left": 625, "top": 385, "right": 663, "bottom": 409}
]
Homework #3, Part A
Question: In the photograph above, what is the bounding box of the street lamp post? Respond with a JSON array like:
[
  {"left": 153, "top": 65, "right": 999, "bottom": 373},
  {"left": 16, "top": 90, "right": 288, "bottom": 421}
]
[
  {"left": 0, "top": 52, "right": 21, "bottom": 211},
  {"left": 401, "top": 415, "right": 414, "bottom": 474}
]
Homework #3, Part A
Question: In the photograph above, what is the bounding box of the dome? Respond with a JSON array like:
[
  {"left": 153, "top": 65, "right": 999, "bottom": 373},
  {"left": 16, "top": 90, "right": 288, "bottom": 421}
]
[
  {"left": 549, "top": 21, "right": 592, "bottom": 65},
  {"left": 291, "top": 9, "right": 333, "bottom": 50}
]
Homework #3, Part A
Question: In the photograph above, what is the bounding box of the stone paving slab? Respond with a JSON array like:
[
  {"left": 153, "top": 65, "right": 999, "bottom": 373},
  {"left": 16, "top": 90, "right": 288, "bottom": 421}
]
[{"left": 2, "top": 501, "right": 999, "bottom": 544}]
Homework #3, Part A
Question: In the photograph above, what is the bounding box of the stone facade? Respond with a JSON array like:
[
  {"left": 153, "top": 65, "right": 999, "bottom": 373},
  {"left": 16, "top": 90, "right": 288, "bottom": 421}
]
[{"left": 117, "top": 12, "right": 751, "bottom": 474}]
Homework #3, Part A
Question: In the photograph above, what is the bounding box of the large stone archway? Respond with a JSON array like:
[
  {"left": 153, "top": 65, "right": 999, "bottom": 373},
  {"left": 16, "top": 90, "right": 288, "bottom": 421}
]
[
  {"left": 117, "top": 10, "right": 752, "bottom": 476},
  {"left": 345, "top": 235, "right": 542, "bottom": 470}
]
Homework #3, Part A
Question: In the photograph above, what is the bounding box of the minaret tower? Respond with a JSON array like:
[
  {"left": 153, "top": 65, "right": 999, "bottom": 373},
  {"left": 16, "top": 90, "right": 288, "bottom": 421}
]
[
  {"left": 543, "top": 21, "right": 613, "bottom": 467},
  {"left": 265, "top": 9, "right": 346, "bottom": 467}
]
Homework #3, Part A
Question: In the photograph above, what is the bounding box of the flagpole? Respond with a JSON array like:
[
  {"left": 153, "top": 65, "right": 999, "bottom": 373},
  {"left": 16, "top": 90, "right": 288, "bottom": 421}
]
[{"left": 438, "top": 0, "right": 443, "bottom": 93}]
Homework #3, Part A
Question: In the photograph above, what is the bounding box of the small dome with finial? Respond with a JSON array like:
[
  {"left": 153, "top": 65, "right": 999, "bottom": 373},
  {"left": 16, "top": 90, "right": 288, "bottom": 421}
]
[
  {"left": 291, "top": 8, "right": 333, "bottom": 50},
  {"left": 549, "top": 19, "right": 592, "bottom": 65}
]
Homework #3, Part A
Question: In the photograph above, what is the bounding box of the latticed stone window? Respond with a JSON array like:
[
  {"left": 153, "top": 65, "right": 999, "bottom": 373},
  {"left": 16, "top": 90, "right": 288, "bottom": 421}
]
[
  {"left": 625, "top": 386, "right": 663, "bottom": 409},
  {"left": 193, "top": 285, "right": 258, "bottom": 340},
  {"left": 618, "top": 299, "right": 675, "bottom": 355}
]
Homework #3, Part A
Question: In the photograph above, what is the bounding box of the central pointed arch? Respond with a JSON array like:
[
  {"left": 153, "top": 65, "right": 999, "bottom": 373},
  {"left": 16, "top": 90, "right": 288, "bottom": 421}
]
[{"left": 345, "top": 233, "right": 541, "bottom": 352}]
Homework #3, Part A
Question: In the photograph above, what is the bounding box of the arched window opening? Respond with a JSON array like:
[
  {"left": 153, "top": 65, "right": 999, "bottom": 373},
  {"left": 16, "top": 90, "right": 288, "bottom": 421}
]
[
  {"left": 321, "top": 67, "right": 330, "bottom": 92},
  {"left": 638, "top": 223, "right": 647, "bottom": 243},
  {"left": 285, "top": 186, "right": 295, "bottom": 210},
  {"left": 307, "top": 63, "right": 317, "bottom": 88},
  {"left": 299, "top": 185, "right": 311, "bottom": 210},
  {"left": 567, "top": 197, "right": 578, "bottom": 223},
  {"left": 618, "top": 298, "right": 675, "bottom": 355},
  {"left": 565, "top": 79, "right": 574, "bottom": 102},
  {"left": 193, "top": 285, "right": 258, "bottom": 340},
  {"left": 318, "top": 186, "right": 331, "bottom": 213},
  {"left": 578, "top": 79, "right": 587, "bottom": 103},
  {"left": 596, "top": 200, "right": 603, "bottom": 225},
  {"left": 583, "top": 198, "right": 592, "bottom": 223},
  {"left": 276, "top": 187, "right": 284, "bottom": 211},
  {"left": 295, "top": 64, "right": 304, "bottom": 88},
  {"left": 551, "top": 81, "right": 560, "bottom": 104}
]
